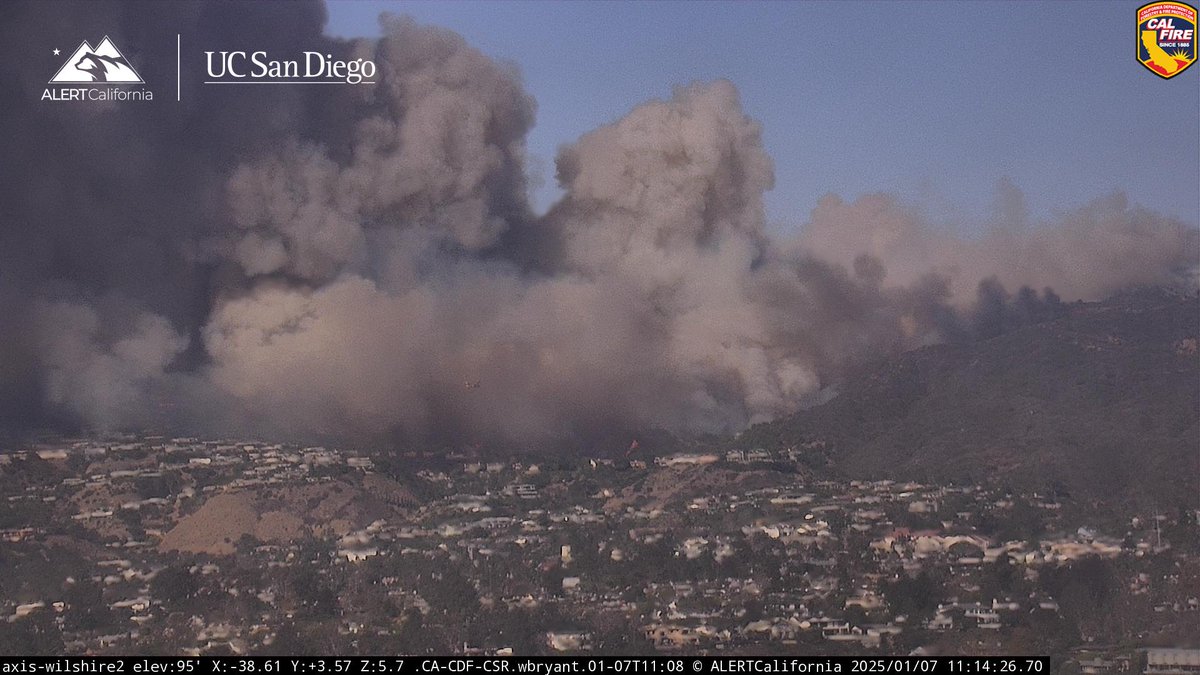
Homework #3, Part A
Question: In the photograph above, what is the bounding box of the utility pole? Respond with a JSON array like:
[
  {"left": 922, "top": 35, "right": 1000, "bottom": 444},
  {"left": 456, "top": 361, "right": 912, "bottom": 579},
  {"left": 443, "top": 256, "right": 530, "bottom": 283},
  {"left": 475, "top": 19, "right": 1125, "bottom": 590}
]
[{"left": 1154, "top": 505, "right": 1163, "bottom": 549}]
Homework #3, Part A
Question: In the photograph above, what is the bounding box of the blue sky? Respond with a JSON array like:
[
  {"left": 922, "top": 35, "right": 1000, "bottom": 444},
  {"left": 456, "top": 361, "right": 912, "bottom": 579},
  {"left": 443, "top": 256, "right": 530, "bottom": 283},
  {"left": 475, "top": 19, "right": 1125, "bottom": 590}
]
[{"left": 324, "top": 1, "right": 1199, "bottom": 233}]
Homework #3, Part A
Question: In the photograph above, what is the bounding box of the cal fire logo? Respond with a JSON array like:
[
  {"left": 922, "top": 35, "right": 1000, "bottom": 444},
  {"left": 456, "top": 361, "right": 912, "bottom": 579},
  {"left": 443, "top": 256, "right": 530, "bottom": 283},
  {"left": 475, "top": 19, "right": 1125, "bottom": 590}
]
[
  {"left": 1137, "top": 2, "right": 1196, "bottom": 79},
  {"left": 50, "top": 36, "right": 144, "bottom": 84}
]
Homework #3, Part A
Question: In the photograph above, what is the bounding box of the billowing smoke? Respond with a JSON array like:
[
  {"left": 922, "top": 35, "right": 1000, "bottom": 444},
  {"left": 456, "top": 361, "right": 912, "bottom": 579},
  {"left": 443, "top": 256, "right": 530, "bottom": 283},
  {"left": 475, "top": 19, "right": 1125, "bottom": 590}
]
[{"left": 1, "top": 2, "right": 1196, "bottom": 445}]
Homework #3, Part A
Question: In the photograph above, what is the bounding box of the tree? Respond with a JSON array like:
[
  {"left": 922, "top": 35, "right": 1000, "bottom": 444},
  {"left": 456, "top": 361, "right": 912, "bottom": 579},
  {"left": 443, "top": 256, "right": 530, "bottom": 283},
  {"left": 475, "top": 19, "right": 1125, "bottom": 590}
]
[
  {"left": 881, "top": 570, "right": 943, "bottom": 622},
  {"left": 235, "top": 533, "right": 259, "bottom": 555},
  {"left": 0, "top": 611, "right": 63, "bottom": 655},
  {"left": 1039, "top": 557, "right": 1116, "bottom": 625},
  {"left": 289, "top": 568, "right": 340, "bottom": 618},
  {"left": 979, "top": 555, "right": 1018, "bottom": 600},
  {"left": 151, "top": 565, "right": 199, "bottom": 606},
  {"left": 135, "top": 473, "right": 181, "bottom": 499},
  {"left": 425, "top": 566, "right": 478, "bottom": 612},
  {"left": 63, "top": 578, "right": 115, "bottom": 632}
]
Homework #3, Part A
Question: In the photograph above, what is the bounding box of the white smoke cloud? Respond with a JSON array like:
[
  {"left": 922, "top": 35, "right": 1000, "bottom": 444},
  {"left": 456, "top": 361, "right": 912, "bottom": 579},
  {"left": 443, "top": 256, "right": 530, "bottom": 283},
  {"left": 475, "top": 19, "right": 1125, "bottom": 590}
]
[
  {"left": 34, "top": 300, "right": 187, "bottom": 431},
  {"left": 797, "top": 190, "right": 1198, "bottom": 304},
  {"left": 2, "top": 6, "right": 1195, "bottom": 444}
]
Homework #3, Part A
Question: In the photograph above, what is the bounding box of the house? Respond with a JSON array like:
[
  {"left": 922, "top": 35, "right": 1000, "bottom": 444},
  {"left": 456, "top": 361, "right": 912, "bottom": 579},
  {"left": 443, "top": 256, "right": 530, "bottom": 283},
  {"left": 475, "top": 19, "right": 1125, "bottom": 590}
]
[
  {"left": 845, "top": 590, "right": 885, "bottom": 611},
  {"left": 746, "top": 448, "right": 772, "bottom": 462},
  {"left": 769, "top": 493, "right": 814, "bottom": 506},
  {"left": 111, "top": 597, "right": 151, "bottom": 613},
  {"left": 346, "top": 456, "right": 373, "bottom": 470},
  {"left": 656, "top": 453, "right": 718, "bottom": 467},
  {"left": 926, "top": 612, "right": 954, "bottom": 631},
  {"left": 645, "top": 624, "right": 701, "bottom": 649},
  {"left": 339, "top": 547, "right": 379, "bottom": 563},
  {"left": 1144, "top": 648, "right": 1200, "bottom": 675},
  {"left": 822, "top": 621, "right": 872, "bottom": 645},
  {"left": 907, "top": 500, "right": 936, "bottom": 513},
  {"left": 546, "top": 631, "right": 592, "bottom": 651},
  {"left": 680, "top": 538, "right": 708, "bottom": 559},
  {"left": 13, "top": 601, "right": 46, "bottom": 619}
]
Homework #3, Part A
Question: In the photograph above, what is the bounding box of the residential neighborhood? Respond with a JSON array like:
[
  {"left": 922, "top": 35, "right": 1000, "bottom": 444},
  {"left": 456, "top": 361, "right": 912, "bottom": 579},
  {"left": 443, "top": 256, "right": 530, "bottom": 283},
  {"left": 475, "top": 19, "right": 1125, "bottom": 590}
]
[{"left": 1, "top": 434, "right": 1197, "bottom": 664}]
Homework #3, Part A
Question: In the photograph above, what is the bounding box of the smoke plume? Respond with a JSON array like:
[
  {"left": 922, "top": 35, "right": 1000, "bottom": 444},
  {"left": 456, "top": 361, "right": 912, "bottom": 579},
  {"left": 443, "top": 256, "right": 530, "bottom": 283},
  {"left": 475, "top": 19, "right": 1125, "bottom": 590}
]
[{"left": 1, "top": 1, "right": 1196, "bottom": 445}]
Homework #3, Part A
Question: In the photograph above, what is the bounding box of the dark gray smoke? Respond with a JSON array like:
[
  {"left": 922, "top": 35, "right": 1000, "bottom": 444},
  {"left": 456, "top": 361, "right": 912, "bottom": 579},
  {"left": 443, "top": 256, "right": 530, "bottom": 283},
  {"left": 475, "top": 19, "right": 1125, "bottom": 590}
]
[{"left": 1, "top": 1, "right": 1196, "bottom": 445}]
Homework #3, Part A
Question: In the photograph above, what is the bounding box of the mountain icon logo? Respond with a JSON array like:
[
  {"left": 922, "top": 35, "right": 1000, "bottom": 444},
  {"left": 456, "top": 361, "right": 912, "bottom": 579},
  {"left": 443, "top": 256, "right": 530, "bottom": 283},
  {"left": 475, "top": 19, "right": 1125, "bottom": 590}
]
[{"left": 50, "top": 36, "right": 144, "bottom": 84}]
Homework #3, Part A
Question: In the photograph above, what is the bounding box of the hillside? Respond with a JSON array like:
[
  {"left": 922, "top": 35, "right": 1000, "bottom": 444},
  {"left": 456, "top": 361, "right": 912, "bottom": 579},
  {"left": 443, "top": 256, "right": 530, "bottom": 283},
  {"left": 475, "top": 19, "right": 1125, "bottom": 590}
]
[
  {"left": 159, "top": 474, "right": 416, "bottom": 555},
  {"left": 739, "top": 288, "right": 1199, "bottom": 510}
]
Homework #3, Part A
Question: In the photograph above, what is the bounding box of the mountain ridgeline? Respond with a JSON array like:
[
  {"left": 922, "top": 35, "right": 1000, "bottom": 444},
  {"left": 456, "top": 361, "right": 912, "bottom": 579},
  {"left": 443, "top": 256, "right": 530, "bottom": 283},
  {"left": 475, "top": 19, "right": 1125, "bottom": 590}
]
[{"left": 737, "top": 287, "right": 1200, "bottom": 510}]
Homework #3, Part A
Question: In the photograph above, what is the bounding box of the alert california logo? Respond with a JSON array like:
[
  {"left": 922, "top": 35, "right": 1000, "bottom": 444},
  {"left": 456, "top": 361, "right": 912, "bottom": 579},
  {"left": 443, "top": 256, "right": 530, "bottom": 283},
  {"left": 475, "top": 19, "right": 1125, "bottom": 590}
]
[
  {"left": 43, "top": 35, "right": 153, "bottom": 102},
  {"left": 1137, "top": 2, "right": 1197, "bottom": 79}
]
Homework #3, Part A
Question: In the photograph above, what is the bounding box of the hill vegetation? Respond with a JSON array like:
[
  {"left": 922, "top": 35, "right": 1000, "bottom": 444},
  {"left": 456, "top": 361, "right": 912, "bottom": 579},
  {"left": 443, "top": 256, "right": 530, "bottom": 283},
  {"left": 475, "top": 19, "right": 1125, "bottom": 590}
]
[{"left": 737, "top": 287, "right": 1199, "bottom": 512}]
